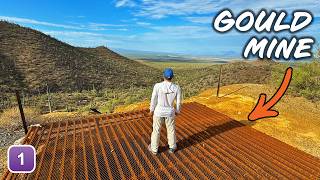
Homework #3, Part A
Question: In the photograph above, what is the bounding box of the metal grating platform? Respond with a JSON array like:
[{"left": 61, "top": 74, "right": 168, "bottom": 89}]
[{"left": 2, "top": 102, "right": 320, "bottom": 179}]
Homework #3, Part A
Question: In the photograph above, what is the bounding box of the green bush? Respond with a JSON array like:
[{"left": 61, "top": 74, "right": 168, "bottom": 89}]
[{"left": 272, "top": 61, "right": 320, "bottom": 102}]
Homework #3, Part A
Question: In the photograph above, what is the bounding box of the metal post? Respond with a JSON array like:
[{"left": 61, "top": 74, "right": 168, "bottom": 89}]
[
  {"left": 46, "top": 83, "right": 52, "bottom": 113},
  {"left": 217, "top": 65, "right": 223, "bottom": 97},
  {"left": 15, "top": 91, "right": 28, "bottom": 134}
]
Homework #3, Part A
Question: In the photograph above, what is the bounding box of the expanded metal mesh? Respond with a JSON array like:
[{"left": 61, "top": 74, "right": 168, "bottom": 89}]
[{"left": 2, "top": 102, "right": 320, "bottom": 179}]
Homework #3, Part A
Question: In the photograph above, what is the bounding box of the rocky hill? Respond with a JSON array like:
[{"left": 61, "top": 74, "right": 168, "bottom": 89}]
[{"left": 0, "top": 21, "right": 160, "bottom": 93}]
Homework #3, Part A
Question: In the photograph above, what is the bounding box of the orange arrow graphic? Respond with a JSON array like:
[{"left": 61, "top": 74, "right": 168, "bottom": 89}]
[{"left": 248, "top": 67, "right": 293, "bottom": 121}]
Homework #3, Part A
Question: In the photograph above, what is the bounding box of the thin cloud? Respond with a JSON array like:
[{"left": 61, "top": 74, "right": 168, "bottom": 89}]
[
  {"left": 88, "top": 23, "right": 128, "bottom": 31},
  {"left": 116, "top": 0, "right": 320, "bottom": 19},
  {"left": 44, "top": 31, "right": 110, "bottom": 37},
  {"left": 43, "top": 30, "right": 122, "bottom": 47},
  {"left": 185, "top": 16, "right": 213, "bottom": 24},
  {"left": 90, "top": 27, "right": 128, "bottom": 31},
  {"left": 141, "top": 25, "right": 214, "bottom": 40},
  {"left": 0, "top": 16, "right": 128, "bottom": 31},
  {"left": 0, "top": 16, "right": 82, "bottom": 29},
  {"left": 88, "top": 22, "right": 127, "bottom": 27},
  {"left": 136, "top": 21, "right": 151, "bottom": 26},
  {"left": 115, "top": 0, "right": 136, "bottom": 8},
  {"left": 137, "top": 0, "right": 219, "bottom": 19},
  {"left": 43, "top": 30, "right": 135, "bottom": 41}
]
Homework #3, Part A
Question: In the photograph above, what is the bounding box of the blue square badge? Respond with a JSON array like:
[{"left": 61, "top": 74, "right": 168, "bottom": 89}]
[{"left": 7, "top": 145, "right": 36, "bottom": 173}]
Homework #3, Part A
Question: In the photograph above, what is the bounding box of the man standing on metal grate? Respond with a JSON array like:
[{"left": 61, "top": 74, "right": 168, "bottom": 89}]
[{"left": 148, "top": 68, "right": 182, "bottom": 155}]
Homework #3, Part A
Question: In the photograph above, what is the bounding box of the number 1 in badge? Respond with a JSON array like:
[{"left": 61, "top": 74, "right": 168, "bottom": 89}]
[{"left": 8, "top": 145, "right": 36, "bottom": 173}]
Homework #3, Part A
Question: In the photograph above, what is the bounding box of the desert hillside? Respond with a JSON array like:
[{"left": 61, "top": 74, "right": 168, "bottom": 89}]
[{"left": 0, "top": 21, "right": 160, "bottom": 93}]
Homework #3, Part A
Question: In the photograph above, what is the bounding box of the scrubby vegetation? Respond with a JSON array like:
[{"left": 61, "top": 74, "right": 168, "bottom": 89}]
[
  {"left": 0, "top": 21, "right": 160, "bottom": 93},
  {"left": 272, "top": 60, "right": 320, "bottom": 102},
  {"left": 3, "top": 58, "right": 320, "bottom": 128},
  {"left": 0, "top": 60, "right": 273, "bottom": 113},
  {"left": 0, "top": 21, "right": 319, "bottom": 130}
]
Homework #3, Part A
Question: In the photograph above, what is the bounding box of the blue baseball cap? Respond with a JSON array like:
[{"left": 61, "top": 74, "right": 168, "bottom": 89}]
[{"left": 163, "top": 68, "right": 174, "bottom": 79}]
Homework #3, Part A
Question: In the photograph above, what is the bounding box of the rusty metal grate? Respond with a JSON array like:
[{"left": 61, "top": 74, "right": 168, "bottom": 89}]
[{"left": 2, "top": 102, "right": 320, "bottom": 179}]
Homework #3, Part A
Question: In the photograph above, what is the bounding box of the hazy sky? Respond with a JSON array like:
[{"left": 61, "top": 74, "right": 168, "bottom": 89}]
[{"left": 0, "top": 0, "right": 319, "bottom": 56}]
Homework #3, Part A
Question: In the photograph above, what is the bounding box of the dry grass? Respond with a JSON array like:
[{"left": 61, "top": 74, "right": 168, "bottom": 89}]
[
  {"left": 189, "top": 84, "right": 320, "bottom": 158},
  {"left": 115, "top": 101, "right": 149, "bottom": 113},
  {"left": 32, "top": 111, "right": 89, "bottom": 124},
  {"left": 0, "top": 107, "right": 41, "bottom": 129},
  {"left": 0, "top": 107, "right": 89, "bottom": 130}
]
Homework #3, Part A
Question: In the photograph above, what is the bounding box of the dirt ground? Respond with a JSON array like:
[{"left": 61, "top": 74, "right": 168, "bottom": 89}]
[
  {"left": 0, "top": 128, "right": 25, "bottom": 175},
  {"left": 115, "top": 84, "right": 320, "bottom": 158}
]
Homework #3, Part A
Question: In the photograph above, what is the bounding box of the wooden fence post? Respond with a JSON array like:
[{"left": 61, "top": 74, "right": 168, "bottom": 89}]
[
  {"left": 217, "top": 65, "right": 223, "bottom": 97},
  {"left": 15, "top": 91, "right": 28, "bottom": 134}
]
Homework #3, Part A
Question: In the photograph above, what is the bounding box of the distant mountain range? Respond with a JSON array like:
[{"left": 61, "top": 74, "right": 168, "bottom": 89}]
[
  {"left": 0, "top": 21, "right": 160, "bottom": 93},
  {"left": 114, "top": 48, "right": 238, "bottom": 63}
]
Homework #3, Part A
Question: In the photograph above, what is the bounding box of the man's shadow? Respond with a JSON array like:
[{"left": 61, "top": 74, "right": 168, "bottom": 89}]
[{"left": 158, "top": 120, "right": 245, "bottom": 153}]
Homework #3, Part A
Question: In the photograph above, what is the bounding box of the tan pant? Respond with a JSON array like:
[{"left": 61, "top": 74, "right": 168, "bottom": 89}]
[{"left": 150, "top": 115, "right": 177, "bottom": 152}]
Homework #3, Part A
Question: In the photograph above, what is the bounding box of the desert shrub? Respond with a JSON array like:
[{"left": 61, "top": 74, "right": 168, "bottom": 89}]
[
  {"left": 0, "top": 61, "right": 276, "bottom": 118},
  {"left": 272, "top": 61, "right": 320, "bottom": 102},
  {"left": 292, "top": 61, "right": 320, "bottom": 101}
]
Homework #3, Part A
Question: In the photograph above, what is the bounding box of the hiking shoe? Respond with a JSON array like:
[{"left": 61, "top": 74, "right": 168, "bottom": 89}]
[
  {"left": 148, "top": 144, "right": 157, "bottom": 155},
  {"left": 168, "top": 148, "right": 176, "bottom": 154}
]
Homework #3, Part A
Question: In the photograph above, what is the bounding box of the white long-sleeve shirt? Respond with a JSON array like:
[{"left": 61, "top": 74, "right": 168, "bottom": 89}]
[{"left": 150, "top": 81, "right": 181, "bottom": 117}]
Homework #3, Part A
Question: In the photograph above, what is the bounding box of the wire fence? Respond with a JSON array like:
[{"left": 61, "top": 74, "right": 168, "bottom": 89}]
[{"left": 0, "top": 85, "right": 154, "bottom": 113}]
